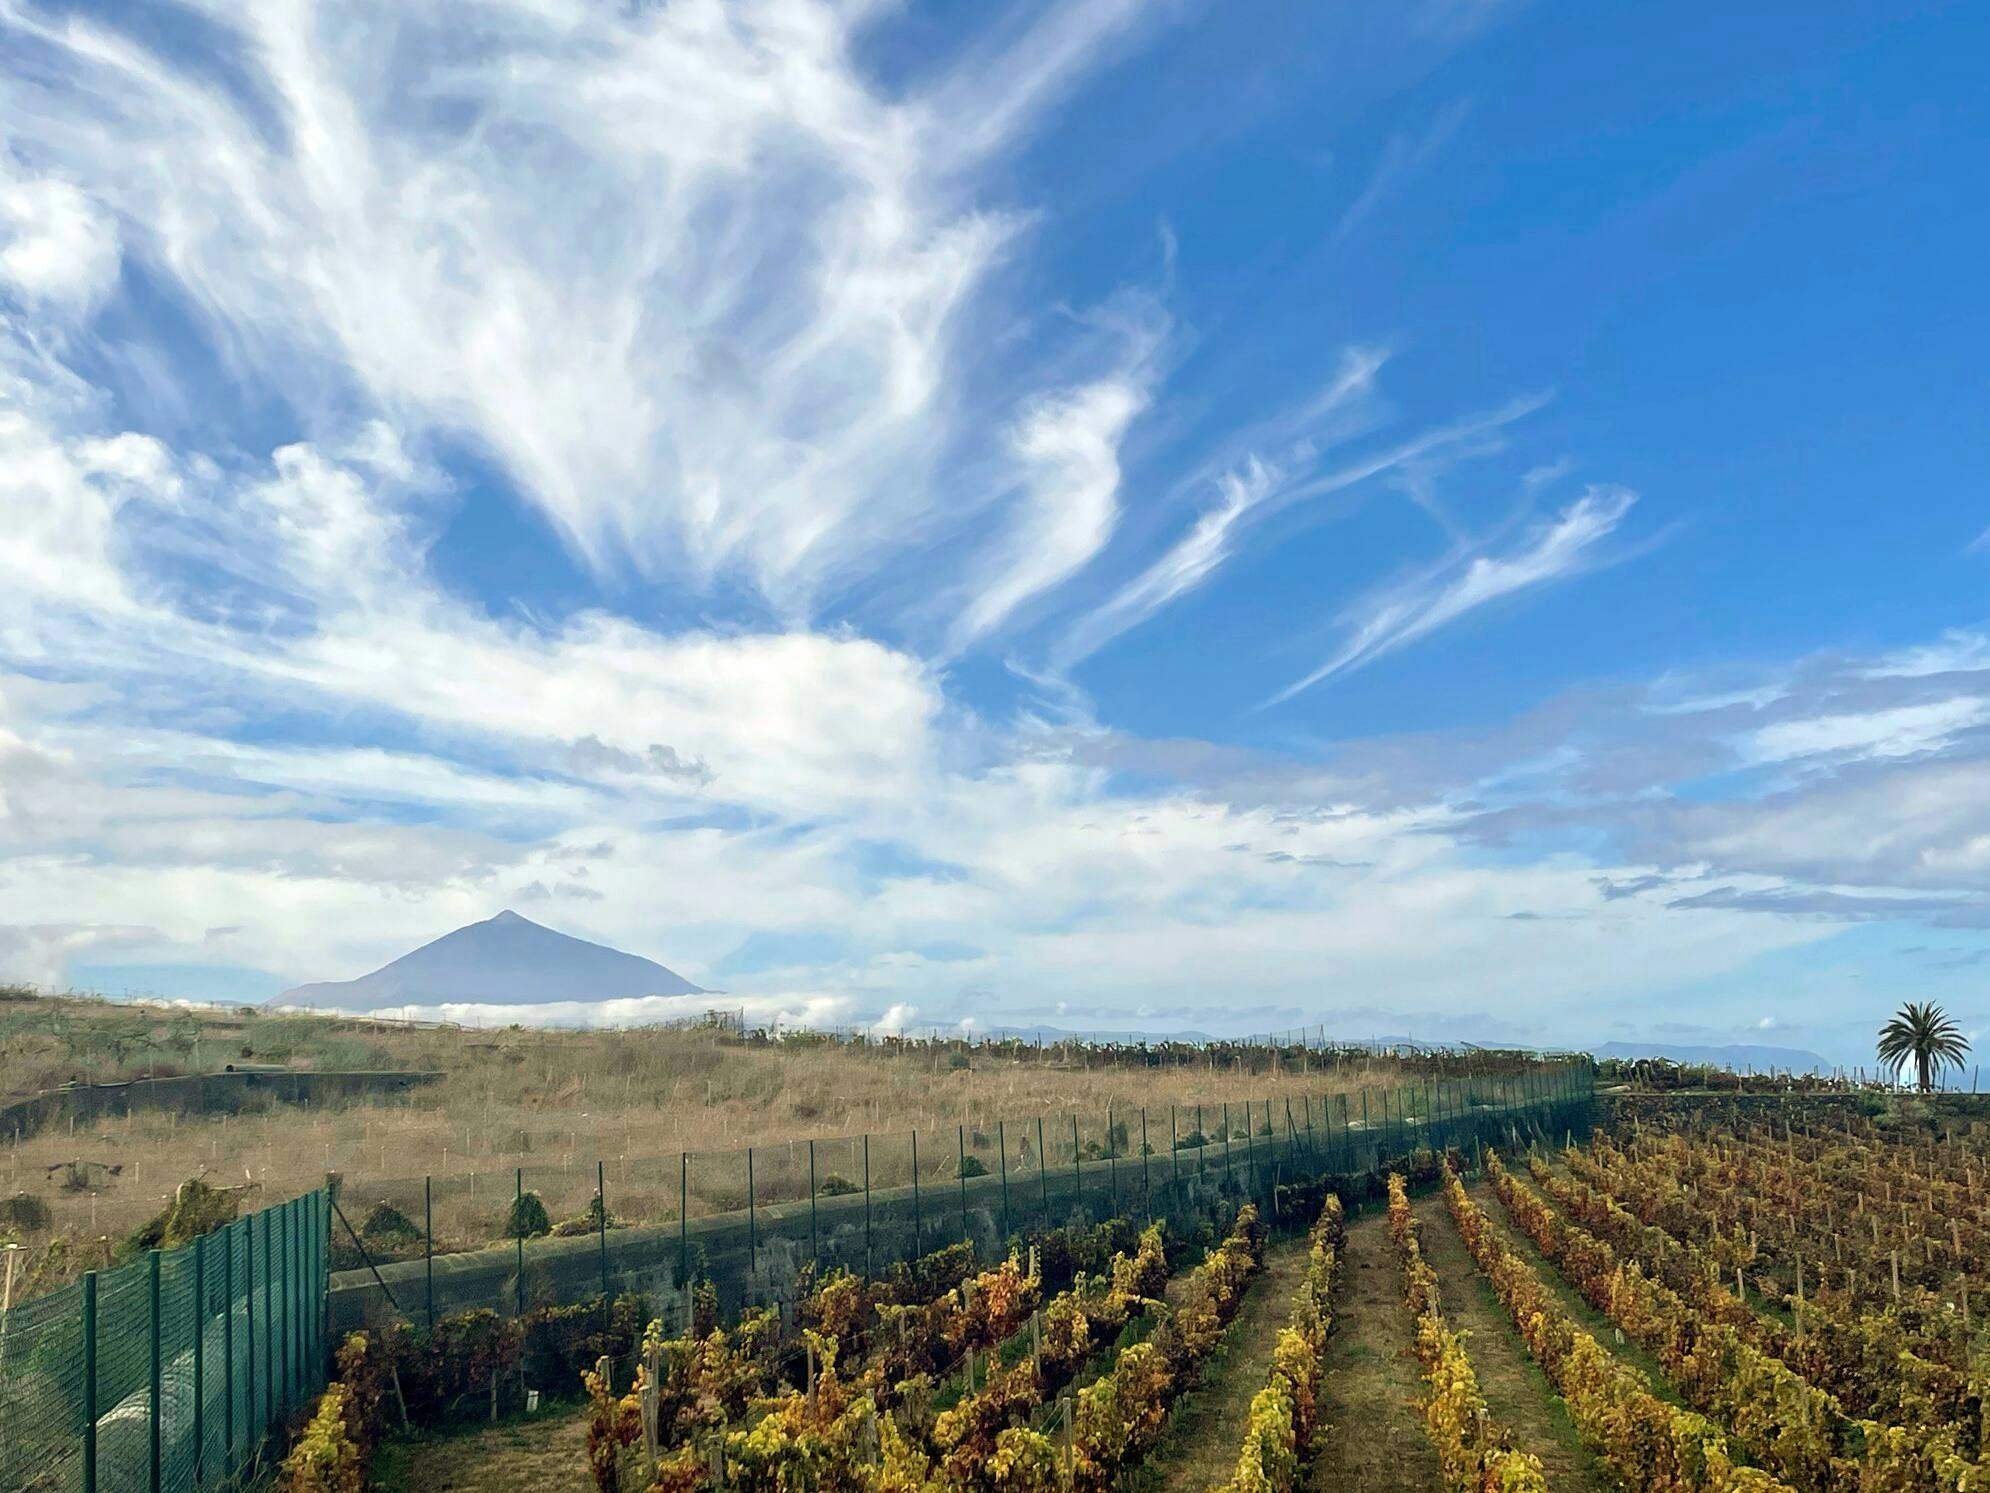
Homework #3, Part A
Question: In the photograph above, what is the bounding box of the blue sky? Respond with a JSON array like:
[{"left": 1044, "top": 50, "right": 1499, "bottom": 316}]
[{"left": 3, "top": 0, "right": 1988, "bottom": 1068}]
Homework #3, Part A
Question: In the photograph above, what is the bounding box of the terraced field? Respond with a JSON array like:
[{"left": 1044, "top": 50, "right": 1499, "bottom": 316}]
[{"left": 270, "top": 1109, "right": 1990, "bottom": 1490}]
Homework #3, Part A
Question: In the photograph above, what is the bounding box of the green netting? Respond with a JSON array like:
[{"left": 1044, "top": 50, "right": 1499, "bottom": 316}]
[
  {"left": 0, "top": 1192, "right": 327, "bottom": 1493},
  {"left": 0, "top": 1271, "right": 85, "bottom": 1491}
]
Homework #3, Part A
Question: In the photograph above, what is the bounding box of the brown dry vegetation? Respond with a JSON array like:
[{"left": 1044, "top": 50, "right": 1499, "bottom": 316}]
[{"left": 1, "top": 993, "right": 1470, "bottom": 1283}]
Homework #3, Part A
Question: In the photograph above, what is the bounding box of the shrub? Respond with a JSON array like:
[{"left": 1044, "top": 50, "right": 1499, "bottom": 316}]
[
  {"left": 818, "top": 1173, "right": 861, "bottom": 1197},
  {"left": 958, "top": 1156, "right": 989, "bottom": 1179},
  {"left": 120, "top": 1177, "right": 242, "bottom": 1259},
  {"left": 358, "top": 1201, "right": 421, "bottom": 1251},
  {"left": 552, "top": 1193, "right": 613, "bottom": 1237},
  {"left": 507, "top": 1190, "right": 551, "bottom": 1239},
  {"left": 0, "top": 1193, "right": 52, "bottom": 1233}
]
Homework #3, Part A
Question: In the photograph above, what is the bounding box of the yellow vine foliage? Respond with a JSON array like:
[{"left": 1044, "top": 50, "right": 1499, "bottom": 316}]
[
  {"left": 1385, "top": 1173, "right": 1547, "bottom": 1493},
  {"left": 1441, "top": 1157, "right": 1795, "bottom": 1493},
  {"left": 1484, "top": 1150, "right": 1987, "bottom": 1492},
  {"left": 277, "top": 1333, "right": 384, "bottom": 1493},
  {"left": 1209, "top": 1193, "right": 1343, "bottom": 1493},
  {"left": 277, "top": 1385, "right": 360, "bottom": 1493},
  {"left": 582, "top": 1360, "right": 644, "bottom": 1492},
  {"left": 987, "top": 1428, "right": 1063, "bottom": 1493}
]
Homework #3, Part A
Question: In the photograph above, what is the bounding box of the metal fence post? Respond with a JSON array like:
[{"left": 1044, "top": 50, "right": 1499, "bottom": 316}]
[
  {"left": 598, "top": 1160, "right": 610, "bottom": 1345},
  {"left": 298, "top": 1195, "right": 308, "bottom": 1393},
  {"left": 281, "top": 1198, "right": 291, "bottom": 1400},
  {"left": 261, "top": 1208, "right": 274, "bottom": 1443},
  {"left": 679, "top": 1152, "right": 689, "bottom": 1287},
  {"left": 514, "top": 1168, "right": 526, "bottom": 1318},
  {"left": 194, "top": 1233, "right": 206, "bottom": 1487},
  {"left": 863, "top": 1133, "right": 873, "bottom": 1274},
  {"left": 244, "top": 1212, "right": 258, "bottom": 1452},
  {"left": 1106, "top": 1107, "right": 1117, "bottom": 1210},
  {"left": 808, "top": 1140, "right": 818, "bottom": 1266},
  {"left": 83, "top": 1270, "right": 98, "bottom": 1493},
  {"left": 1070, "top": 1115, "right": 1080, "bottom": 1210},
  {"left": 747, "top": 1147, "right": 757, "bottom": 1276},
  {"left": 1140, "top": 1110, "right": 1150, "bottom": 1220},
  {"left": 957, "top": 1125, "right": 969, "bottom": 1245},
  {"left": 1036, "top": 1117, "right": 1049, "bottom": 1224},
  {"left": 222, "top": 1225, "right": 234, "bottom": 1474},
  {"left": 149, "top": 1248, "right": 162, "bottom": 1493},
  {"left": 287, "top": 1198, "right": 299, "bottom": 1401},
  {"left": 998, "top": 1121, "right": 1010, "bottom": 1240},
  {"left": 1244, "top": 1100, "right": 1256, "bottom": 1197},
  {"left": 1169, "top": 1106, "right": 1178, "bottom": 1190},
  {"left": 274, "top": 1202, "right": 286, "bottom": 1411},
  {"left": 425, "top": 1177, "right": 435, "bottom": 1332},
  {"left": 910, "top": 1132, "right": 922, "bottom": 1256},
  {"left": 294, "top": 1196, "right": 304, "bottom": 1396}
]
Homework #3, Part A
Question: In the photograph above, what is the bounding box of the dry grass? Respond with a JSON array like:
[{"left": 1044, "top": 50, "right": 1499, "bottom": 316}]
[
  {"left": 369, "top": 1404, "right": 592, "bottom": 1493},
  {"left": 0, "top": 994, "right": 1498, "bottom": 1283}
]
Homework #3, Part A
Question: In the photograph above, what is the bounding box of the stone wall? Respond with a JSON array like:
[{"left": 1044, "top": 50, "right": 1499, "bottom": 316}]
[{"left": 0, "top": 1069, "right": 441, "bottom": 1139}]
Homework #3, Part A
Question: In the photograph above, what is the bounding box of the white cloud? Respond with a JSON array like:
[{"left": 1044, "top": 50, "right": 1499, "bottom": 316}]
[
  {"left": 873, "top": 1002, "right": 920, "bottom": 1036},
  {"left": 1047, "top": 354, "right": 1572, "bottom": 670},
  {"left": 1054, "top": 456, "right": 1272, "bottom": 664},
  {"left": 2, "top": 0, "right": 1934, "bottom": 1057},
  {"left": 1863, "top": 629, "right": 1990, "bottom": 679},
  {"left": 1269, "top": 483, "right": 1636, "bottom": 703},
  {"left": 0, "top": 0, "right": 1165, "bottom": 617},
  {"left": 952, "top": 371, "right": 1151, "bottom": 649},
  {"left": 346, "top": 991, "right": 857, "bottom": 1032},
  {"left": 1743, "top": 698, "right": 1990, "bottom": 765},
  {"left": 0, "top": 163, "right": 120, "bottom": 312}
]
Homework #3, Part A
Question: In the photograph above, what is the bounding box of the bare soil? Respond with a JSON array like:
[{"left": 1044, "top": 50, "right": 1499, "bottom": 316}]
[
  {"left": 1306, "top": 1206, "right": 1443, "bottom": 1492},
  {"left": 1413, "top": 1193, "right": 1611, "bottom": 1491},
  {"left": 369, "top": 1404, "right": 591, "bottom": 1493},
  {"left": 1136, "top": 1235, "right": 1312, "bottom": 1488}
]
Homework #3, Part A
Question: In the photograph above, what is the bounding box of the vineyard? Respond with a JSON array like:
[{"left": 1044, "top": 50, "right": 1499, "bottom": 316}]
[{"left": 242, "top": 1098, "right": 1990, "bottom": 1490}]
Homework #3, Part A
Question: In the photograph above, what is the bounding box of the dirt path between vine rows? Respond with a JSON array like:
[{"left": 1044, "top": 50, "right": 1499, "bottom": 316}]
[
  {"left": 1468, "top": 1177, "right": 1687, "bottom": 1407},
  {"left": 1414, "top": 1193, "right": 1612, "bottom": 1491},
  {"left": 1307, "top": 1207, "right": 1442, "bottom": 1492},
  {"left": 1137, "top": 1235, "right": 1312, "bottom": 1488}
]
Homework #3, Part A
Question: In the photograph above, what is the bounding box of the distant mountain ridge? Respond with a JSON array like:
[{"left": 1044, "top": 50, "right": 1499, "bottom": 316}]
[
  {"left": 1590, "top": 1040, "right": 1832, "bottom": 1073},
  {"left": 275, "top": 910, "right": 703, "bottom": 1012}
]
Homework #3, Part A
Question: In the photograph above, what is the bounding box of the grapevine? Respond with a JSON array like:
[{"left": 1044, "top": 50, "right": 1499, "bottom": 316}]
[{"left": 1385, "top": 1173, "right": 1546, "bottom": 1493}]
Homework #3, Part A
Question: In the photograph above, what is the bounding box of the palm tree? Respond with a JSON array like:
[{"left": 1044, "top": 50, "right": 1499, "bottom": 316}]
[{"left": 1876, "top": 1001, "right": 1971, "bottom": 1092}]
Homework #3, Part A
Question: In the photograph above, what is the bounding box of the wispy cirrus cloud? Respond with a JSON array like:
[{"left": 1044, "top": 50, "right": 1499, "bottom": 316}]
[
  {"left": 950, "top": 370, "right": 1153, "bottom": 650},
  {"left": 1267, "top": 483, "right": 1637, "bottom": 704},
  {"left": 1050, "top": 360, "right": 1557, "bottom": 670},
  {"left": 0, "top": 0, "right": 1171, "bottom": 620},
  {"left": 1327, "top": 98, "right": 1474, "bottom": 248}
]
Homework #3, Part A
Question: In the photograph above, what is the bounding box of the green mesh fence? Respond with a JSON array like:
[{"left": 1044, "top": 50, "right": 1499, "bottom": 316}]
[
  {"left": 321, "top": 1058, "right": 1595, "bottom": 1337},
  {"left": 0, "top": 1190, "right": 328, "bottom": 1493}
]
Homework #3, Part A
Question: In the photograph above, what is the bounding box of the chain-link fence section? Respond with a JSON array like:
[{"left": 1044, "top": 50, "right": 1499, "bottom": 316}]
[{"left": 0, "top": 1190, "right": 328, "bottom": 1493}]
